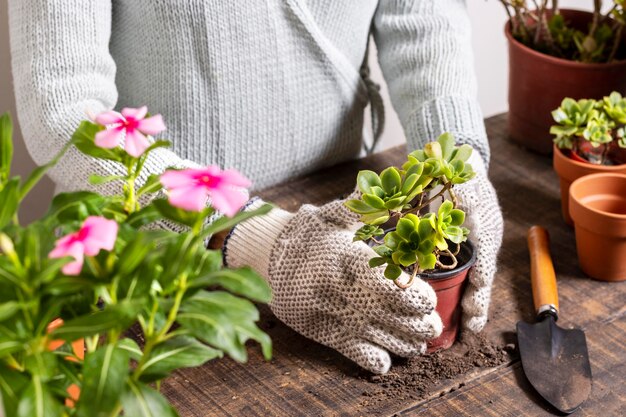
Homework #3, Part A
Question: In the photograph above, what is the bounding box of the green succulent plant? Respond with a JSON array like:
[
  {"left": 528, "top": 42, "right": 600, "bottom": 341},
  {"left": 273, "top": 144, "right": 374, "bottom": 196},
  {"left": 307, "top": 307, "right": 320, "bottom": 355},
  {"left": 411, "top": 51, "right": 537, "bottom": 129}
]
[
  {"left": 551, "top": 92, "right": 626, "bottom": 163},
  {"left": 346, "top": 133, "right": 474, "bottom": 289},
  {"left": 425, "top": 200, "right": 469, "bottom": 251},
  {"left": 603, "top": 92, "right": 626, "bottom": 125}
]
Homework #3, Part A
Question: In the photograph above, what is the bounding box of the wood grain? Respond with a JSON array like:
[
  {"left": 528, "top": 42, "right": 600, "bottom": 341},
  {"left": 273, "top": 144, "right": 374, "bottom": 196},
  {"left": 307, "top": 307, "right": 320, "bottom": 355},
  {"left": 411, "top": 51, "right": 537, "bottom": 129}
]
[{"left": 160, "top": 114, "right": 626, "bottom": 417}]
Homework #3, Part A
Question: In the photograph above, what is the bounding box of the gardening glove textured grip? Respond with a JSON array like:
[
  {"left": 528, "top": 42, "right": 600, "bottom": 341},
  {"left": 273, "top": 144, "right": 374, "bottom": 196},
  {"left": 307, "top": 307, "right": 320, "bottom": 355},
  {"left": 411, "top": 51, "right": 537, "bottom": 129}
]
[
  {"left": 455, "top": 153, "right": 504, "bottom": 332},
  {"left": 225, "top": 197, "right": 442, "bottom": 374}
]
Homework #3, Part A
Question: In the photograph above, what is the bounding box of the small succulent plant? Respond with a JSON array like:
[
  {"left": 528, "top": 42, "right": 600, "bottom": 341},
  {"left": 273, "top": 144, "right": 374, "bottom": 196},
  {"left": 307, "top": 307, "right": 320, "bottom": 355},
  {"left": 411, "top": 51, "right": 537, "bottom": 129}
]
[
  {"left": 551, "top": 92, "right": 626, "bottom": 165},
  {"left": 345, "top": 134, "right": 475, "bottom": 289}
]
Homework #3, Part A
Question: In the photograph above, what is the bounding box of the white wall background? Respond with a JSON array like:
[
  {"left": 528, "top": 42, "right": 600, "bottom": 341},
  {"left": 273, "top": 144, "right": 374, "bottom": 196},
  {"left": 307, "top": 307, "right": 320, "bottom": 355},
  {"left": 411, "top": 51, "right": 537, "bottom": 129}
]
[{"left": 0, "top": 0, "right": 595, "bottom": 221}]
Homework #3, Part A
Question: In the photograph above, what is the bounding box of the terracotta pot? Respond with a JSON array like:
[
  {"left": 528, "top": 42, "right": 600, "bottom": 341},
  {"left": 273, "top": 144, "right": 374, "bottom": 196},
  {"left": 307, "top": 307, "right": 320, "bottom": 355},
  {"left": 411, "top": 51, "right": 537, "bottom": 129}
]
[
  {"left": 421, "top": 241, "right": 476, "bottom": 352},
  {"left": 506, "top": 9, "right": 626, "bottom": 154},
  {"left": 553, "top": 145, "right": 626, "bottom": 225},
  {"left": 569, "top": 173, "right": 626, "bottom": 281},
  {"left": 47, "top": 319, "right": 84, "bottom": 406}
]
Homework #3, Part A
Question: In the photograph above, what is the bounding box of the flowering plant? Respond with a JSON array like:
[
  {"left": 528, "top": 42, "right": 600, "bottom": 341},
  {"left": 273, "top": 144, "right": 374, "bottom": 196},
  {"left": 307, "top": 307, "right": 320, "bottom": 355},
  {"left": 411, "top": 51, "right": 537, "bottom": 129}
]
[
  {"left": 344, "top": 133, "right": 475, "bottom": 289},
  {"left": 0, "top": 109, "right": 272, "bottom": 416},
  {"left": 551, "top": 91, "right": 626, "bottom": 164}
]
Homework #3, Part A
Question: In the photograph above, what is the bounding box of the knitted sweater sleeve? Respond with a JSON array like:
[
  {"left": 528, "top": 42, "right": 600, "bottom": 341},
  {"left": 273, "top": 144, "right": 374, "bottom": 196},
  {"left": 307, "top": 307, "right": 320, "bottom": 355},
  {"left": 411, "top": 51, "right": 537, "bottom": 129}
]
[
  {"left": 7, "top": 0, "right": 200, "bottom": 196},
  {"left": 373, "top": 0, "right": 490, "bottom": 164}
]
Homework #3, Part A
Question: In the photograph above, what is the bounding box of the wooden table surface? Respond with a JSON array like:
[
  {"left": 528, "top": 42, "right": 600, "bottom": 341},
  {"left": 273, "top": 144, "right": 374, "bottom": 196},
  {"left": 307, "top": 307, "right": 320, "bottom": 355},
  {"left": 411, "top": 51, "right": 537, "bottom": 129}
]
[{"left": 162, "top": 114, "right": 626, "bottom": 416}]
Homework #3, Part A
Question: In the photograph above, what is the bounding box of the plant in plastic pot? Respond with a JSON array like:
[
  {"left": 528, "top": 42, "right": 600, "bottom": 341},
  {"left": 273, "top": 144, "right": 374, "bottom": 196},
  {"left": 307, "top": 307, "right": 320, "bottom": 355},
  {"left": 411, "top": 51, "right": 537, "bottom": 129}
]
[
  {"left": 344, "top": 133, "right": 477, "bottom": 351},
  {"left": 499, "top": 1, "right": 626, "bottom": 154},
  {"left": 551, "top": 92, "right": 626, "bottom": 224},
  {"left": 569, "top": 172, "right": 626, "bottom": 281},
  {"left": 0, "top": 111, "right": 272, "bottom": 416}
]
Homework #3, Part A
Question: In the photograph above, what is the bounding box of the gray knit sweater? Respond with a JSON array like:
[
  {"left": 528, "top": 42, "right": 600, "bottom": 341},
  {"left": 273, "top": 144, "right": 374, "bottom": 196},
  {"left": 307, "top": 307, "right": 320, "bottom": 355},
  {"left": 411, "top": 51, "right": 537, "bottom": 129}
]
[{"left": 8, "top": 0, "right": 487, "bottom": 193}]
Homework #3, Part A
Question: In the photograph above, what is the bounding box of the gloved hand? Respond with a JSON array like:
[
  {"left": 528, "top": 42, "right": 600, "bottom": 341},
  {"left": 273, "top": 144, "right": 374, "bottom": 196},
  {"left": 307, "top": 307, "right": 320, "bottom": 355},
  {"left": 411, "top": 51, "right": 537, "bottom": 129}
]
[
  {"left": 224, "top": 195, "right": 442, "bottom": 374},
  {"left": 455, "top": 152, "right": 503, "bottom": 332}
]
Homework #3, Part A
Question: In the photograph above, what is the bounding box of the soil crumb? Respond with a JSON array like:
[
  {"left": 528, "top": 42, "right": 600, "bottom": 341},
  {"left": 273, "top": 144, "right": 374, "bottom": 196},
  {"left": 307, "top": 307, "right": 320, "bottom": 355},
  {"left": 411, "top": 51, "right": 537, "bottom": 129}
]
[{"left": 359, "top": 332, "right": 511, "bottom": 406}]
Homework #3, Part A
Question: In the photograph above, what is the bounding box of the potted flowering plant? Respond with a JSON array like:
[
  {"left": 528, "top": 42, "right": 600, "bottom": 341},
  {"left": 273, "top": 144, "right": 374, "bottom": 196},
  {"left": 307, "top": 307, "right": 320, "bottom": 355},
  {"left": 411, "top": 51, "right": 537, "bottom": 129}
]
[
  {"left": 551, "top": 92, "right": 626, "bottom": 223},
  {"left": 0, "top": 109, "right": 272, "bottom": 416},
  {"left": 499, "top": 0, "right": 626, "bottom": 154},
  {"left": 345, "top": 133, "right": 477, "bottom": 351}
]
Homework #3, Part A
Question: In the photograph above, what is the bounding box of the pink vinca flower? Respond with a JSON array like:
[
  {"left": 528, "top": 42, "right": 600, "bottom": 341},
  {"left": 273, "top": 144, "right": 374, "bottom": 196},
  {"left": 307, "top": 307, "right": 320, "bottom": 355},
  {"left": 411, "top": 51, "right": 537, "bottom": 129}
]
[
  {"left": 160, "top": 166, "right": 251, "bottom": 216},
  {"left": 49, "top": 216, "right": 119, "bottom": 276},
  {"left": 94, "top": 106, "right": 166, "bottom": 157}
]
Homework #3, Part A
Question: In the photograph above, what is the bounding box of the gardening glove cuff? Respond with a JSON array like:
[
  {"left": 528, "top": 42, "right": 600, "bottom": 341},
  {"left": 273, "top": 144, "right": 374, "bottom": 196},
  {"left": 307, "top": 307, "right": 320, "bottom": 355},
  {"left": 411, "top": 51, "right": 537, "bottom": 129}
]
[
  {"left": 456, "top": 152, "right": 504, "bottom": 332},
  {"left": 224, "top": 197, "right": 294, "bottom": 277}
]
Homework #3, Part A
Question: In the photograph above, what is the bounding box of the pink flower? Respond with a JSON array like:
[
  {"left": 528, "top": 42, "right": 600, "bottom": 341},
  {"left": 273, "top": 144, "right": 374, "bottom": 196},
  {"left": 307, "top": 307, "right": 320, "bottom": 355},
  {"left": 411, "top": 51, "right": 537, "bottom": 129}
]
[
  {"left": 94, "top": 106, "right": 166, "bottom": 157},
  {"left": 160, "top": 166, "right": 251, "bottom": 216},
  {"left": 49, "top": 216, "right": 119, "bottom": 276}
]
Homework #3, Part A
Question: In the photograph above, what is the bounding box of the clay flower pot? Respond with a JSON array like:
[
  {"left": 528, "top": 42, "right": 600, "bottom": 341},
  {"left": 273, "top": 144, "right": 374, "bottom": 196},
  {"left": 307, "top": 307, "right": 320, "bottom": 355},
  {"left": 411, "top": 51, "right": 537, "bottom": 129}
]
[
  {"left": 569, "top": 173, "right": 626, "bottom": 282},
  {"left": 553, "top": 145, "right": 626, "bottom": 225},
  {"left": 506, "top": 9, "right": 626, "bottom": 155},
  {"left": 421, "top": 241, "right": 476, "bottom": 352}
]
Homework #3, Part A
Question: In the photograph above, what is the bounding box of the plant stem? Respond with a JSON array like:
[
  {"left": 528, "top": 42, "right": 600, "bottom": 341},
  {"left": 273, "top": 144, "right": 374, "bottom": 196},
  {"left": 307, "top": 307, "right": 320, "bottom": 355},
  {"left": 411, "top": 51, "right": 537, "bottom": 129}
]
[
  {"left": 394, "top": 264, "right": 420, "bottom": 290},
  {"left": 407, "top": 183, "right": 452, "bottom": 215},
  {"left": 436, "top": 250, "right": 458, "bottom": 270},
  {"left": 609, "top": 24, "right": 624, "bottom": 62}
]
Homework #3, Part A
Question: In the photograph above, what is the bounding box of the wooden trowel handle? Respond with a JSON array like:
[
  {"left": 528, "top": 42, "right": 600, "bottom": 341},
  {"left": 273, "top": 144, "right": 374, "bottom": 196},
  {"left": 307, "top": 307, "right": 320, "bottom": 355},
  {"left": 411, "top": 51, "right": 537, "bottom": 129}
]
[{"left": 527, "top": 226, "right": 559, "bottom": 318}]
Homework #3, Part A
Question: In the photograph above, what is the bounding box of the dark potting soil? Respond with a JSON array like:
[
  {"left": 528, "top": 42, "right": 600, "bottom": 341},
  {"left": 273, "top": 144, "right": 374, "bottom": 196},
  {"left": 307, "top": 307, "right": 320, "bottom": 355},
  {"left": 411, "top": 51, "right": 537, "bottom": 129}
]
[{"left": 358, "top": 331, "right": 513, "bottom": 407}]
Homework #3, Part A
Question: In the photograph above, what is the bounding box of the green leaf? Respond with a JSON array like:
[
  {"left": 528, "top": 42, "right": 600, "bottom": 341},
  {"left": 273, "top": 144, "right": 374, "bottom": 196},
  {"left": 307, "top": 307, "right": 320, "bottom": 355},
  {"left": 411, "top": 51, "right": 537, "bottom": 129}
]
[
  {"left": 380, "top": 167, "right": 401, "bottom": 194},
  {"left": 384, "top": 197, "right": 405, "bottom": 211},
  {"left": 189, "top": 267, "right": 272, "bottom": 303},
  {"left": 401, "top": 173, "right": 419, "bottom": 195},
  {"left": 19, "top": 138, "right": 74, "bottom": 201},
  {"left": 138, "top": 336, "right": 222, "bottom": 382},
  {"left": 121, "top": 380, "right": 179, "bottom": 417},
  {"left": 396, "top": 218, "right": 415, "bottom": 239},
  {"left": 437, "top": 133, "right": 455, "bottom": 160},
  {"left": 0, "top": 339, "right": 23, "bottom": 358},
  {"left": 118, "top": 338, "right": 143, "bottom": 361},
  {"left": 359, "top": 211, "right": 389, "bottom": 226},
  {"left": 178, "top": 291, "right": 270, "bottom": 362},
  {"left": 384, "top": 264, "right": 402, "bottom": 280},
  {"left": 362, "top": 194, "right": 385, "bottom": 209},
  {"left": 50, "top": 300, "right": 142, "bottom": 341},
  {"left": 398, "top": 252, "right": 417, "bottom": 267},
  {"left": 73, "top": 121, "right": 123, "bottom": 162},
  {"left": 125, "top": 205, "right": 162, "bottom": 229},
  {"left": 418, "top": 253, "right": 437, "bottom": 271},
  {"left": 199, "top": 203, "right": 273, "bottom": 241},
  {"left": 0, "top": 363, "right": 29, "bottom": 417},
  {"left": 137, "top": 174, "right": 163, "bottom": 196},
  {"left": 449, "top": 209, "right": 465, "bottom": 226},
  {"left": 368, "top": 257, "right": 387, "bottom": 268},
  {"left": 88, "top": 174, "right": 124, "bottom": 185},
  {"left": 452, "top": 144, "right": 473, "bottom": 162},
  {"left": 46, "top": 191, "right": 107, "bottom": 222},
  {"left": 0, "top": 113, "right": 13, "bottom": 184},
  {"left": 16, "top": 376, "right": 62, "bottom": 417},
  {"left": 344, "top": 199, "right": 378, "bottom": 214},
  {"left": 76, "top": 343, "right": 130, "bottom": 417},
  {"left": 0, "top": 178, "right": 19, "bottom": 229},
  {"left": 117, "top": 233, "right": 155, "bottom": 277},
  {"left": 0, "top": 301, "right": 20, "bottom": 321},
  {"left": 356, "top": 170, "right": 381, "bottom": 194}
]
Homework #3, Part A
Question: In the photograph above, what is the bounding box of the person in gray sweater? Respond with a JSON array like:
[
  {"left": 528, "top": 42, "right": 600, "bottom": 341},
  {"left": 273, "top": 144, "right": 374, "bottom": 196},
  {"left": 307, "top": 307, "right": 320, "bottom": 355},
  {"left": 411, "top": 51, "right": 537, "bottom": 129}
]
[{"left": 9, "top": 0, "right": 503, "bottom": 374}]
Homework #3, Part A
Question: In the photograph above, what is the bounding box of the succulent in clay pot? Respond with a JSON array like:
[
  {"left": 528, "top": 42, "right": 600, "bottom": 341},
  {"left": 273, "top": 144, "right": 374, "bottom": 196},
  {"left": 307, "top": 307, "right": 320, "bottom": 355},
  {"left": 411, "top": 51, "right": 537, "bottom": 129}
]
[
  {"left": 551, "top": 92, "right": 626, "bottom": 165},
  {"left": 345, "top": 133, "right": 477, "bottom": 351}
]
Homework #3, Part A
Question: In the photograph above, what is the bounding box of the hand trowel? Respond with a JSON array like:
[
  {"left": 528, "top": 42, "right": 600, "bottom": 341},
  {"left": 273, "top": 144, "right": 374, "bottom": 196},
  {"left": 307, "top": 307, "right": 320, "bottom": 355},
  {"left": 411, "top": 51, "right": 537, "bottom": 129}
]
[{"left": 516, "top": 226, "right": 592, "bottom": 414}]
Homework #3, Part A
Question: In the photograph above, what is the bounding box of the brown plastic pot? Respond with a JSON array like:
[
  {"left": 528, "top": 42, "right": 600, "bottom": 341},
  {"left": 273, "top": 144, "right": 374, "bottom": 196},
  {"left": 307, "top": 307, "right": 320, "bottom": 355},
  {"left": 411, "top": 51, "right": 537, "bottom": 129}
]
[
  {"left": 569, "top": 173, "right": 626, "bottom": 281},
  {"left": 553, "top": 145, "right": 626, "bottom": 225},
  {"left": 421, "top": 241, "right": 476, "bottom": 352},
  {"left": 506, "top": 9, "right": 626, "bottom": 154}
]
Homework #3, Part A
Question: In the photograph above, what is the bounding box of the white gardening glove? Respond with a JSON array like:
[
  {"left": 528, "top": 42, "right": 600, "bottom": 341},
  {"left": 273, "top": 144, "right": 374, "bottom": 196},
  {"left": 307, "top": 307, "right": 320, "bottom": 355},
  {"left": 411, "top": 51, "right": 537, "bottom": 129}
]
[
  {"left": 224, "top": 196, "right": 442, "bottom": 374},
  {"left": 455, "top": 152, "right": 504, "bottom": 332}
]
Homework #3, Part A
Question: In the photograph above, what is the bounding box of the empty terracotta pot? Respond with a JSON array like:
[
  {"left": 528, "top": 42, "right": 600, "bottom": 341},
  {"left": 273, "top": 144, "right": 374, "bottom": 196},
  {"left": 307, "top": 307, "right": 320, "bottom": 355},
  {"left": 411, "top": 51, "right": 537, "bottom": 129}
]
[
  {"left": 553, "top": 145, "right": 626, "bottom": 225},
  {"left": 421, "top": 241, "right": 476, "bottom": 352},
  {"left": 506, "top": 9, "right": 626, "bottom": 154},
  {"left": 569, "top": 173, "right": 626, "bottom": 282}
]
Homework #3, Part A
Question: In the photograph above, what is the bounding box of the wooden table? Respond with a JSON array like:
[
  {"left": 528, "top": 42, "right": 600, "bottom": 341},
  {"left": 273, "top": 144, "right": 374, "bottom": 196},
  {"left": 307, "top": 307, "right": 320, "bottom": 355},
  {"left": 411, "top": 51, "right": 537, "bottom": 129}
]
[{"left": 162, "top": 114, "right": 626, "bottom": 416}]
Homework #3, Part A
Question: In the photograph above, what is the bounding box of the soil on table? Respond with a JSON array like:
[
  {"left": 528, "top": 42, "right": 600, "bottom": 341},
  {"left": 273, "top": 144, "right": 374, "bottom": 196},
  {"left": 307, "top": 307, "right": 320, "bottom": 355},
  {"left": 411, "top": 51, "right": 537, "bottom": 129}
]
[{"left": 358, "top": 331, "right": 512, "bottom": 408}]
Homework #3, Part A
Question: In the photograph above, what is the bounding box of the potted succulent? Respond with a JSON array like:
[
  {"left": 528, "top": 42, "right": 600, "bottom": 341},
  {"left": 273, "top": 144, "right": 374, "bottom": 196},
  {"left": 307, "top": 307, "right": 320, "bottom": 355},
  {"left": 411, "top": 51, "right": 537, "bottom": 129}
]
[
  {"left": 345, "top": 133, "right": 477, "bottom": 351},
  {"left": 0, "top": 110, "right": 272, "bottom": 416},
  {"left": 500, "top": 0, "right": 626, "bottom": 154},
  {"left": 569, "top": 172, "right": 626, "bottom": 281},
  {"left": 551, "top": 92, "right": 626, "bottom": 224}
]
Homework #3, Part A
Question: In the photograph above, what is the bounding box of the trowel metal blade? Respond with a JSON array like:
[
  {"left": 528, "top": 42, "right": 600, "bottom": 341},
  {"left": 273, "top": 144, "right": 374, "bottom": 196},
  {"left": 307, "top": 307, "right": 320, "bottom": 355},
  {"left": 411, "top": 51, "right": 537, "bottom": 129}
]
[{"left": 516, "top": 316, "right": 592, "bottom": 414}]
